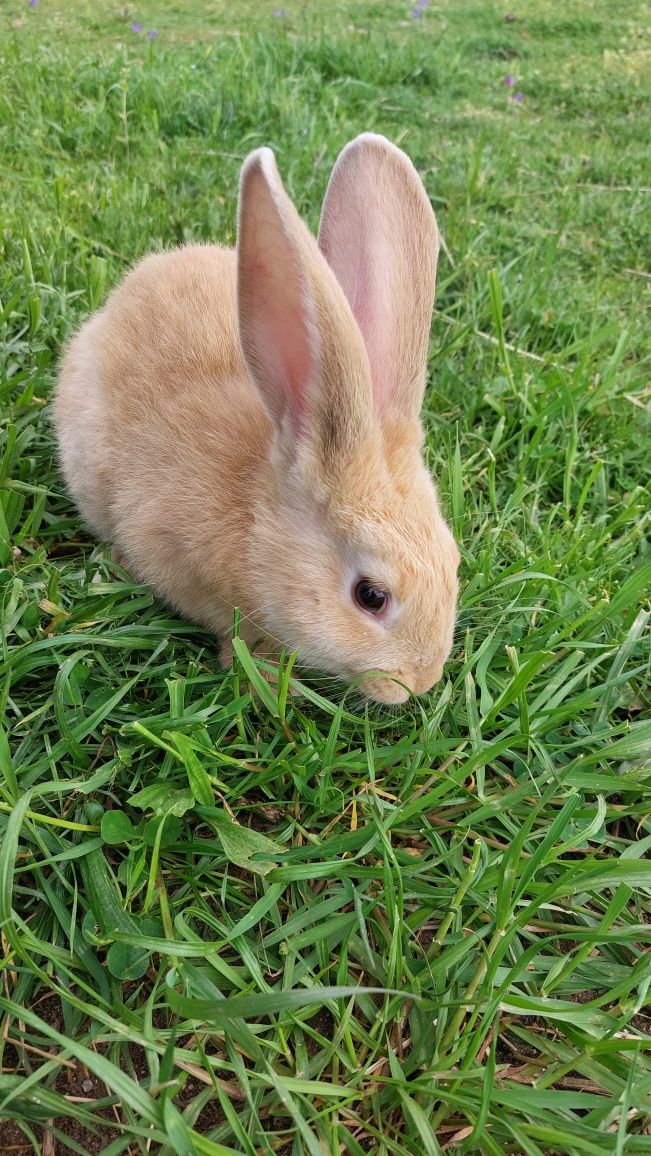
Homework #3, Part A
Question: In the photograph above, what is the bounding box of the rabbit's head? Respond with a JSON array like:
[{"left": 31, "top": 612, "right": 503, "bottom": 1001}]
[{"left": 238, "top": 135, "right": 459, "bottom": 704}]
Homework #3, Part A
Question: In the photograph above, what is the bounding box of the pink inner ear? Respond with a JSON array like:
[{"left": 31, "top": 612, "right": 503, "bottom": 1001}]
[
  {"left": 342, "top": 236, "right": 395, "bottom": 415},
  {"left": 245, "top": 251, "right": 313, "bottom": 434}
]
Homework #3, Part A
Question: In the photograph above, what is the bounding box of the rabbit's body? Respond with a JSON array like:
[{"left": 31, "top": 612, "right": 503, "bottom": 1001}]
[
  {"left": 54, "top": 136, "right": 460, "bottom": 703},
  {"left": 56, "top": 246, "right": 272, "bottom": 638}
]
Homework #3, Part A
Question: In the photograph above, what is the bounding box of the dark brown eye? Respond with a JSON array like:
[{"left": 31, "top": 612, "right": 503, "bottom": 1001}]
[{"left": 354, "top": 579, "right": 389, "bottom": 615}]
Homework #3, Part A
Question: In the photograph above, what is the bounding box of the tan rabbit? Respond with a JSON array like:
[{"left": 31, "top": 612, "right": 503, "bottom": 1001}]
[{"left": 53, "top": 134, "right": 459, "bottom": 704}]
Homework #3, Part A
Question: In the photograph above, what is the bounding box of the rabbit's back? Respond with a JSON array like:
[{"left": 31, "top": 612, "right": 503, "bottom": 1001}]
[{"left": 98, "top": 246, "right": 246, "bottom": 416}]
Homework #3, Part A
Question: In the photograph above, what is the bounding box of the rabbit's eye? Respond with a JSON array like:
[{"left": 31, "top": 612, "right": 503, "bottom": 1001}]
[{"left": 354, "top": 579, "right": 389, "bottom": 615}]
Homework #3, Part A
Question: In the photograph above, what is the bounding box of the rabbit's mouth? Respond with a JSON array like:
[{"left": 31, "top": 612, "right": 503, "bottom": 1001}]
[
  {"left": 358, "top": 661, "right": 445, "bottom": 704},
  {"left": 359, "top": 673, "right": 411, "bottom": 705}
]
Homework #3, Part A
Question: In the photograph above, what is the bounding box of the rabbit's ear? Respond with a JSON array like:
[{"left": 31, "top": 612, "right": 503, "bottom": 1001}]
[
  {"left": 237, "top": 148, "right": 371, "bottom": 457},
  {"left": 237, "top": 148, "right": 317, "bottom": 439},
  {"left": 318, "top": 133, "right": 439, "bottom": 422}
]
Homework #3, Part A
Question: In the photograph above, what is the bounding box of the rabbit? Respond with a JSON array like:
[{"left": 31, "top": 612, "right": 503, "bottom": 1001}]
[{"left": 53, "top": 133, "right": 460, "bottom": 705}]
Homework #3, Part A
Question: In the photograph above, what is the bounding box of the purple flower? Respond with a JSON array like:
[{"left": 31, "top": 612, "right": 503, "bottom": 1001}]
[
  {"left": 513, "top": 91, "right": 524, "bottom": 102},
  {"left": 28, "top": 0, "right": 38, "bottom": 7},
  {"left": 410, "top": 0, "right": 429, "bottom": 13},
  {"left": 131, "top": 20, "right": 142, "bottom": 33},
  {"left": 504, "top": 73, "right": 515, "bottom": 86},
  {"left": 148, "top": 27, "right": 158, "bottom": 38}
]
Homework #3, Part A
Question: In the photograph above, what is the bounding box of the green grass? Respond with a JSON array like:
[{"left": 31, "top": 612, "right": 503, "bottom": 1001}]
[{"left": 1, "top": 0, "right": 650, "bottom": 1151}]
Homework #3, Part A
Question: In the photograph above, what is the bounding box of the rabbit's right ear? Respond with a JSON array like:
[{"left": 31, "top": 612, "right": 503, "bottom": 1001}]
[
  {"left": 237, "top": 148, "right": 371, "bottom": 459},
  {"left": 318, "top": 134, "right": 439, "bottom": 424}
]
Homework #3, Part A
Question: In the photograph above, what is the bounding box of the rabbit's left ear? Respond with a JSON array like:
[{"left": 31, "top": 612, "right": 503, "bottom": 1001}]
[
  {"left": 318, "top": 134, "right": 439, "bottom": 422},
  {"left": 237, "top": 147, "right": 373, "bottom": 463}
]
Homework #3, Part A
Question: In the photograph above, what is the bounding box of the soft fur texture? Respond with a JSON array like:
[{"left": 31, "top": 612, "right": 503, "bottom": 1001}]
[{"left": 53, "top": 134, "right": 460, "bottom": 704}]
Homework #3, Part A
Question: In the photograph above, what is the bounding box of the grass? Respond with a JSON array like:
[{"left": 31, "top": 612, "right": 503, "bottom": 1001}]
[{"left": 1, "top": 0, "right": 650, "bottom": 1151}]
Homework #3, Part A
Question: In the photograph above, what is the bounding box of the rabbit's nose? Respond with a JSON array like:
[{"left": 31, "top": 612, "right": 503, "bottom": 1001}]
[{"left": 411, "top": 663, "right": 444, "bottom": 696}]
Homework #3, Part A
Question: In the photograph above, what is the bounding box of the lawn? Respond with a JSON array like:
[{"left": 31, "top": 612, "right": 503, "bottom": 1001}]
[{"left": 1, "top": 0, "right": 650, "bottom": 1152}]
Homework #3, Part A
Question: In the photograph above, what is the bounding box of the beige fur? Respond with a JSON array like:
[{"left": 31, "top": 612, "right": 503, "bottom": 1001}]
[{"left": 53, "top": 135, "right": 459, "bottom": 704}]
